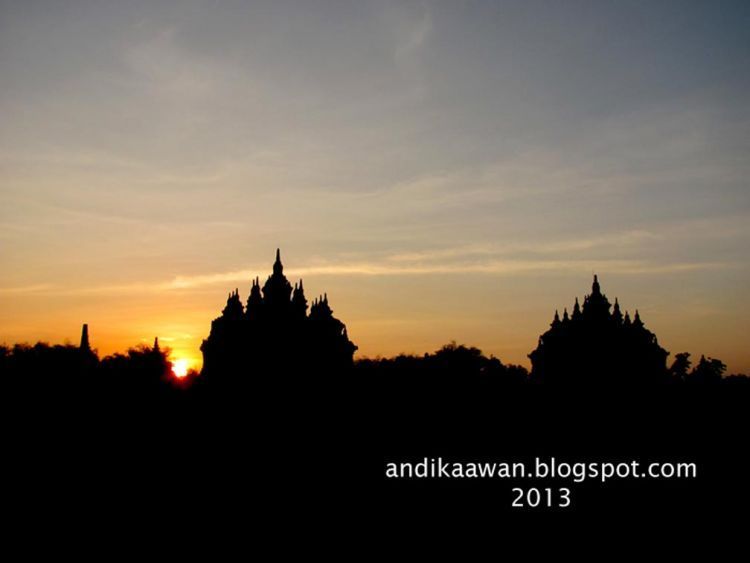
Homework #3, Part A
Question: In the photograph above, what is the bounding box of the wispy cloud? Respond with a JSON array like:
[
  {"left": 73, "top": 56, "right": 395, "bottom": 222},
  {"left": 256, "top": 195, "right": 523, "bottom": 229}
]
[
  {"left": 384, "top": 230, "right": 662, "bottom": 262},
  {"left": 1, "top": 258, "right": 733, "bottom": 298},
  {"left": 0, "top": 284, "right": 55, "bottom": 295}
]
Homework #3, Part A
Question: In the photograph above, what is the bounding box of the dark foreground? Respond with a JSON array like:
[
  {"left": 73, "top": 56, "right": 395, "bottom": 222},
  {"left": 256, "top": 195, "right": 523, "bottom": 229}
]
[{"left": 3, "top": 372, "right": 749, "bottom": 544}]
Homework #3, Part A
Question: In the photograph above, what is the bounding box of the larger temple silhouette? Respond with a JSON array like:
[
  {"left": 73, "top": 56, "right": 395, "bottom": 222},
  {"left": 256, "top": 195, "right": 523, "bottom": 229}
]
[
  {"left": 200, "top": 249, "right": 357, "bottom": 378},
  {"left": 529, "top": 275, "right": 669, "bottom": 385}
]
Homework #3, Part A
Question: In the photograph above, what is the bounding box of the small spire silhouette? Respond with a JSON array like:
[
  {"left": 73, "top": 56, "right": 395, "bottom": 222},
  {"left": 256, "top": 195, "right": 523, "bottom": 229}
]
[
  {"left": 572, "top": 297, "right": 581, "bottom": 319},
  {"left": 592, "top": 274, "right": 601, "bottom": 295},
  {"left": 552, "top": 310, "right": 560, "bottom": 327},
  {"left": 634, "top": 309, "right": 643, "bottom": 327},
  {"left": 612, "top": 297, "right": 623, "bottom": 324},
  {"left": 80, "top": 323, "right": 91, "bottom": 352},
  {"left": 273, "top": 248, "right": 283, "bottom": 275}
]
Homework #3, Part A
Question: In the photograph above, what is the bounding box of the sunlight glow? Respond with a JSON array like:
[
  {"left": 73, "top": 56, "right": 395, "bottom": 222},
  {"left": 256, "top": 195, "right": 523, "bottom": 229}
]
[{"left": 172, "top": 359, "right": 190, "bottom": 379}]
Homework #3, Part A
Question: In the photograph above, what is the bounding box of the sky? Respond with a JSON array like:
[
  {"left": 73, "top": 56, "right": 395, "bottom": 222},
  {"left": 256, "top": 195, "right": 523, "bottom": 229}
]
[{"left": 1, "top": 0, "right": 749, "bottom": 373}]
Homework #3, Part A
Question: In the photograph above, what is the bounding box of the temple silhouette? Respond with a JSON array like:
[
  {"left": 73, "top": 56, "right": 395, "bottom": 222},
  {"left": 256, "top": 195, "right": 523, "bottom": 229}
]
[
  {"left": 200, "top": 249, "right": 357, "bottom": 378},
  {"left": 529, "top": 275, "right": 669, "bottom": 385}
]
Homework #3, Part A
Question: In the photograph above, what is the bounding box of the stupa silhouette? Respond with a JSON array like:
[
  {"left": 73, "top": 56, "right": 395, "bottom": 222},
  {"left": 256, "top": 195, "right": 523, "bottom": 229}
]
[{"left": 200, "top": 249, "right": 357, "bottom": 379}]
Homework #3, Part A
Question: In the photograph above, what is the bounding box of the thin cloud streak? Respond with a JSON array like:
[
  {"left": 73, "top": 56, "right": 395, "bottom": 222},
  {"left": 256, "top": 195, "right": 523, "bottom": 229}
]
[
  {"left": 1, "top": 259, "right": 734, "bottom": 298},
  {"left": 385, "top": 230, "right": 662, "bottom": 262},
  {"left": 0, "top": 284, "right": 55, "bottom": 295}
]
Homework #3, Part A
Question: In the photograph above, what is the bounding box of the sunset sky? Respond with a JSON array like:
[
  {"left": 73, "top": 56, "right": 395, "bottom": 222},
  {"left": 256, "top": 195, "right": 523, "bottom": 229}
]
[{"left": 1, "top": 1, "right": 749, "bottom": 373}]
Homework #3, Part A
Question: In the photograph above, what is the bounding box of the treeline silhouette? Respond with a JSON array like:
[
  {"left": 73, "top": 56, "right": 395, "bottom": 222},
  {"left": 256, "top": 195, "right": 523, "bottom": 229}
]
[
  {"left": 1, "top": 339, "right": 747, "bottom": 405},
  {"left": 0, "top": 340, "right": 190, "bottom": 403},
  {"left": 356, "top": 342, "right": 528, "bottom": 384}
]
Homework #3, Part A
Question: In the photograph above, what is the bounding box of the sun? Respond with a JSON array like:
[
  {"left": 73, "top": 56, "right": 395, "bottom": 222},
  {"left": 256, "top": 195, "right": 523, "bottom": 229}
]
[{"left": 172, "top": 359, "right": 190, "bottom": 379}]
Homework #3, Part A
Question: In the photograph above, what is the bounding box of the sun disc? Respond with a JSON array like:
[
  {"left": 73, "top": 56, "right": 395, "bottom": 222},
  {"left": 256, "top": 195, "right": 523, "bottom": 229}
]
[{"left": 172, "top": 359, "right": 189, "bottom": 379}]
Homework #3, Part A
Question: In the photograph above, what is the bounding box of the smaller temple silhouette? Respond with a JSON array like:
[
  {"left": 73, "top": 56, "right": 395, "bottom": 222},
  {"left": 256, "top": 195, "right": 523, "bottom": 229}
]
[
  {"left": 529, "top": 275, "right": 669, "bottom": 385},
  {"left": 200, "top": 249, "right": 357, "bottom": 378},
  {"left": 78, "top": 323, "right": 98, "bottom": 368},
  {"left": 79, "top": 323, "right": 91, "bottom": 353}
]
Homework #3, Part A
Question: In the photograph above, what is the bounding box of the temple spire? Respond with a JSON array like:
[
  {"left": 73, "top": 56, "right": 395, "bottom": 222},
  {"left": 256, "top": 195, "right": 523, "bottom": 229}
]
[
  {"left": 551, "top": 309, "right": 560, "bottom": 328},
  {"left": 612, "top": 297, "right": 623, "bottom": 325},
  {"left": 79, "top": 323, "right": 91, "bottom": 352},
  {"left": 292, "top": 278, "right": 308, "bottom": 318},
  {"left": 592, "top": 274, "right": 601, "bottom": 296},
  {"left": 572, "top": 297, "right": 582, "bottom": 320},
  {"left": 633, "top": 309, "right": 644, "bottom": 328},
  {"left": 273, "top": 248, "right": 283, "bottom": 275}
]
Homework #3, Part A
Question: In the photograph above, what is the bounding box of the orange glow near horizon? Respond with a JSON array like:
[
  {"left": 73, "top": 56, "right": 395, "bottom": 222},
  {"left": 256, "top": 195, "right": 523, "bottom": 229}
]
[{"left": 1, "top": 265, "right": 750, "bottom": 376}]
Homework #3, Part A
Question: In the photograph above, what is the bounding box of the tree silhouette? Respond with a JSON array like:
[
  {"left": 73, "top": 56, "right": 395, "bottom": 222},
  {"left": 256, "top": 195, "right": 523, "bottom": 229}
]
[
  {"left": 689, "top": 355, "right": 726, "bottom": 384},
  {"left": 669, "top": 352, "right": 692, "bottom": 382}
]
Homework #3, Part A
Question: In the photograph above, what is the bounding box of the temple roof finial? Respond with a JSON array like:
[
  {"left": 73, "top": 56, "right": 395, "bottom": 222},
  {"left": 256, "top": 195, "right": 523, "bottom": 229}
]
[
  {"left": 572, "top": 297, "right": 582, "bottom": 319},
  {"left": 634, "top": 309, "right": 643, "bottom": 327},
  {"left": 80, "top": 323, "right": 91, "bottom": 352},
  {"left": 273, "top": 248, "right": 283, "bottom": 275}
]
